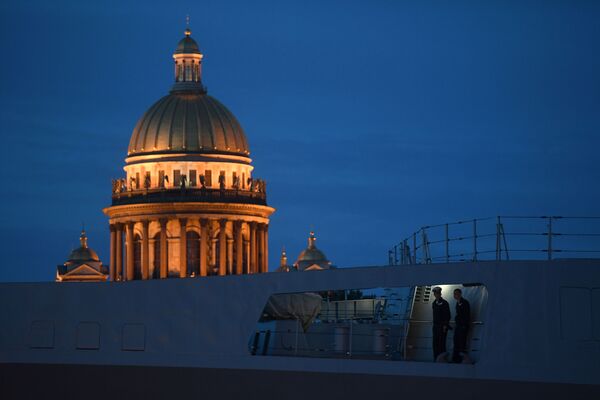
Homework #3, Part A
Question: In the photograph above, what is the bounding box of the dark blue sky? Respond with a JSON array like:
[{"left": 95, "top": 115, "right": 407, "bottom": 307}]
[{"left": 1, "top": 0, "right": 599, "bottom": 281}]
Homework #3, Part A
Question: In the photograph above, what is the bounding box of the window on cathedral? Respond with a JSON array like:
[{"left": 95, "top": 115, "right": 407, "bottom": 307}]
[
  {"left": 152, "top": 233, "right": 168, "bottom": 279},
  {"left": 133, "top": 234, "right": 142, "bottom": 280},
  {"left": 186, "top": 231, "right": 200, "bottom": 276},
  {"left": 144, "top": 172, "right": 151, "bottom": 189},
  {"left": 233, "top": 172, "right": 237, "bottom": 188},
  {"left": 189, "top": 170, "right": 197, "bottom": 187},
  {"left": 174, "top": 170, "right": 181, "bottom": 187},
  {"left": 135, "top": 172, "right": 140, "bottom": 189},
  {"left": 242, "top": 173, "right": 245, "bottom": 189},
  {"left": 159, "top": 170, "right": 165, "bottom": 188},
  {"left": 205, "top": 170, "right": 212, "bottom": 187}
]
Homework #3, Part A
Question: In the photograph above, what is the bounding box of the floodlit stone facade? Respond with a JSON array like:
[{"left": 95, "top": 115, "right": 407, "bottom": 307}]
[{"left": 103, "top": 27, "right": 274, "bottom": 281}]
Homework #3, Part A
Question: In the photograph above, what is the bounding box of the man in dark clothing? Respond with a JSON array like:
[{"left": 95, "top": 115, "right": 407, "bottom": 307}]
[
  {"left": 452, "top": 288, "right": 471, "bottom": 363},
  {"left": 431, "top": 286, "right": 451, "bottom": 361}
]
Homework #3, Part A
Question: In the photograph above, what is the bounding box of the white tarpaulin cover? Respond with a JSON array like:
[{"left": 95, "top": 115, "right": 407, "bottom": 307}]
[{"left": 262, "top": 293, "right": 322, "bottom": 331}]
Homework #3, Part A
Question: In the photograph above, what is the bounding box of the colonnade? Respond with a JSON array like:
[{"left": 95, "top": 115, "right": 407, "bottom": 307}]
[{"left": 108, "top": 218, "right": 269, "bottom": 281}]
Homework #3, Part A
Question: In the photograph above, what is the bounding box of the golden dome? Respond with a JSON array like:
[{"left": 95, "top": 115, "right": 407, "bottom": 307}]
[
  {"left": 127, "top": 93, "right": 249, "bottom": 157},
  {"left": 174, "top": 29, "right": 200, "bottom": 54},
  {"left": 294, "top": 232, "right": 332, "bottom": 271},
  {"left": 67, "top": 230, "right": 100, "bottom": 262},
  {"left": 127, "top": 27, "right": 250, "bottom": 158}
]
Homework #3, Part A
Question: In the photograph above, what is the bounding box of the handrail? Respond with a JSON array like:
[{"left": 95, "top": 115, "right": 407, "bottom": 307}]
[
  {"left": 250, "top": 318, "right": 484, "bottom": 361},
  {"left": 111, "top": 186, "right": 268, "bottom": 206},
  {"left": 389, "top": 216, "right": 600, "bottom": 265}
]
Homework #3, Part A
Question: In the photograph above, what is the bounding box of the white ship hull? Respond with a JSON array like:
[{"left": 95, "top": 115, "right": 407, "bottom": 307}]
[{"left": 1, "top": 260, "right": 599, "bottom": 398}]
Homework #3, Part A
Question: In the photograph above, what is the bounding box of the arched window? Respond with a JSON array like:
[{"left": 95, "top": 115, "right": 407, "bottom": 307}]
[
  {"left": 152, "top": 233, "right": 168, "bottom": 279},
  {"left": 186, "top": 231, "right": 200, "bottom": 276},
  {"left": 212, "top": 238, "right": 220, "bottom": 276},
  {"left": 243, "top": 240, "right": 249, "bottom": 273},
  {"left": 133, "top": 234, "right": 142, "bottom": 279}
]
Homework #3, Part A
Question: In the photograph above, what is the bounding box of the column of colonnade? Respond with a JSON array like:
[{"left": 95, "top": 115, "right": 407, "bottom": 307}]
[{"left": 108, "top": 219, "right": 269, "bottom": 281}]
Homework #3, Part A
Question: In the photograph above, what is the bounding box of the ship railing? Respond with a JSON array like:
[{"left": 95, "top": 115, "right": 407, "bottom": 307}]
[
  {"left": 250, "top": 318, "right": 484, "bottom": 362},
  {"left": 388, "top": 216, "right": 600, "bottom": 265}
]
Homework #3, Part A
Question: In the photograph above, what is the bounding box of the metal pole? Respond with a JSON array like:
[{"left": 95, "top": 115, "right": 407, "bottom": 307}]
[
  {"left": 401, "top": 240, "right": 405, "bottom": 265},
  {"left": 345, "top": 289, "right": 348, "bottom": 320},
  {"left": 502, "top": 223, "right": 510, "bottom": 261},
  {"left": 473, "top": 219, "right": 478, "bottom": 261},
  {"left": 445, "top": 223, "right": 449, "bottom": 263},
  {"left": 496, "top": 216, "right": 501, "bottom": 261},
  {"left": 548, "top": 217, "right": 553, "bottom": 261},
  {"left": 399, "top": 245, "right": 403, "bottom": 265},
  {"left": 422, "top": 228, "right": 427, "bottom": 263},
  {"left": 413, "top": 232, "right": 417, "bottom": 264},
  {"left": 348, "top": 318, "right": 353, "bottom": 357}
]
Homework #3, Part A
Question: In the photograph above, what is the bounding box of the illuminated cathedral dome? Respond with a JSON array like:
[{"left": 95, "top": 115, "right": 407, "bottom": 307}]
[
  {"left": 127, "top": 27, "right": 250, "bottom": 158},
  {"left": 57, "top": 231, "right": 107, "bottom": 282},
  {"left": 104, "top": 24, "right": 274, "bottom": 283},
  {"left": 128, "top": 94, "right": 249, "bottom": 157},
  {"left": 294, "top": 232, "right": 333, "bottom": 271},
  {"left": 67, "top": 231, "right": 100, "bottom": 262}
]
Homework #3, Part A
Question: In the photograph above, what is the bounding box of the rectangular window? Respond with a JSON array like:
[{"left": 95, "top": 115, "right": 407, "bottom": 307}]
[
  {"left": 173, "top": 170, "right": 181, "bottom": 187},
  {"left": 145, "top": 172, "right": 151, "bottom": 188},
  {"left": 242, "top": 173, "right": 245, "bottom": 189},
  {"left": 233, "top": 172, "right": 237, "bottom": 187},
  {"left": 158, "top": 171, "right": 165, "bottom": 188},
  {"left": 220, "top": 170, "right": 226, "bottom": 187},
  {"left": 122, "top": 323, "right": 146, "bottom": 351},
  {"left": 76, "top": 322, "right": 100, "bottom": 350},
  {"left": 135, "top": 172, "right": 140, "bottom": 189},
  {"left": 249, "top": 284, "right": 487, "bottom": 363},
  {"left": 205, "top": 170, "right": 212, "bottom": 187},
  {"left": 189, "top": 170, "right": 197, "bottom": 187},
  {"left": 28, "top": 320, "right": 55, "bottom": 349}
]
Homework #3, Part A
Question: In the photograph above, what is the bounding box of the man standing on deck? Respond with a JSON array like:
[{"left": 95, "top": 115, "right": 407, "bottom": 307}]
[
  {"left": 432, "top": 286, "right": 451, "bottom": 361},
  {"left": 452, "top": 288, "right": 471, "bottom": 363}
]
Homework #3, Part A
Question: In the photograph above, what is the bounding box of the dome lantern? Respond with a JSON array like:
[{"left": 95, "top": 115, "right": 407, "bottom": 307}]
[
  {"left": 127, "top": 20, "right": 250, "bottom": 159},
  {"left": 172, "top": 19, "right": 205, "bottom": 94}
]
